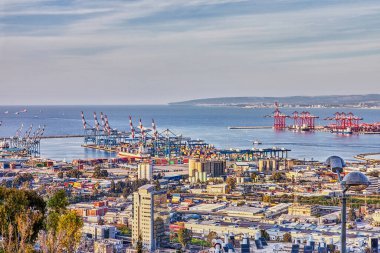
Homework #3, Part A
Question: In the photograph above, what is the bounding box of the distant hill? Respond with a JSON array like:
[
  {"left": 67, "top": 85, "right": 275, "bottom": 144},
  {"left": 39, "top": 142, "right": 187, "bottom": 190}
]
[{"left": 170, "top": 94, "right": 380, "bottom": 107}]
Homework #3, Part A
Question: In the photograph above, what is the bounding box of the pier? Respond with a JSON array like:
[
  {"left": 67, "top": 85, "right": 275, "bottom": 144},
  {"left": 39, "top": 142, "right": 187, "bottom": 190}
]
[
  {"left": 228, "top": 126, "right": 272, "bottom": 130},
  {"left": 1, "top": 134, "right": 92, "bottom": 140}
]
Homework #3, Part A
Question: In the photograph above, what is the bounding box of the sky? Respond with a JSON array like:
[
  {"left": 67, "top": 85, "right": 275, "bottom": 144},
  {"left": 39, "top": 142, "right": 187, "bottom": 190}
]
[{"left": 0, "top": 0, "right": 379, "bottom": 105}]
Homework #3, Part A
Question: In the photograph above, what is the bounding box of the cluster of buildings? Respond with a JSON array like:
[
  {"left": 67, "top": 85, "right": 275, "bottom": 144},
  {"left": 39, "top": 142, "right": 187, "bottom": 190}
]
[{"left": 2, "top": 142, "right": 380, "bottom": 253}]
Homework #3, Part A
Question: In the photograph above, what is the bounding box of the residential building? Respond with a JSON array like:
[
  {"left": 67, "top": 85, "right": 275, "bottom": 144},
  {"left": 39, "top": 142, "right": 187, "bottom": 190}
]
[{"left": 132, "top": 184, "right": 169, "bottom": 251}]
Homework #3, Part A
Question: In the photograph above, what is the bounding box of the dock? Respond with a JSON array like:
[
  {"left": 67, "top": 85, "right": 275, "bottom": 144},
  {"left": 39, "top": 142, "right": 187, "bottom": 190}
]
[
  {"left": 228, "top": 126, "right": 272, "bottom": 130},
  {"left": 1, "top": 134, "right": 91, "bottom": 140}
]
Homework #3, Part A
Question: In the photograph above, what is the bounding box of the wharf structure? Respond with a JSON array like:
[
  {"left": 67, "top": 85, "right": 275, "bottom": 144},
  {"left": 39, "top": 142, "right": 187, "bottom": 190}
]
[
  {"left": 80, "top": 112, "right": 291, "bottom": 163},
  {"left": 0, "top": 124, "right": 45, "bottom": 157},
  {"left": 80, "top": 112, "right": 209, "bottom": 158},
  {"left": 266, "top": 105, "right": 380, "bottom": 134}
]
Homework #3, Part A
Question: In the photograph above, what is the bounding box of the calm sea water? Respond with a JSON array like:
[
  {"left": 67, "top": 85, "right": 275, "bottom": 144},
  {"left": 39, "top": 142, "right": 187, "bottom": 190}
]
[{"left": 0, "top": 105, "right": 379, "bottom": 162}]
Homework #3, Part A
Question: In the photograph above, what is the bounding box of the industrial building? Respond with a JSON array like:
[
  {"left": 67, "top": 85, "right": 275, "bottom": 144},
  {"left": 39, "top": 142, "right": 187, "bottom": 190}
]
[
  {"left": 137, "top": 162, "right": 152, "bottom": 180},
  {"left": 188, "top": 158, "right": 226, "bottom": 183},
  {"left": 288, "top": 203, "right": 319, "bottom": 217}
]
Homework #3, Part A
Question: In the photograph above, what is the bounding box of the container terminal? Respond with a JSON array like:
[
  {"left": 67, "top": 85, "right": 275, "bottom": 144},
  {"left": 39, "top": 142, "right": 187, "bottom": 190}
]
[{"left": 79, "top": 112, "right": 291, "bottom": 165}]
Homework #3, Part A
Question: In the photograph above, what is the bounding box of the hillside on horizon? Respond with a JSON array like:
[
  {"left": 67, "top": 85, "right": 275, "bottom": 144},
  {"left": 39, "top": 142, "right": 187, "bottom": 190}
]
[{"left": 170, "top": 94, "right": 380, "bottom": 107}]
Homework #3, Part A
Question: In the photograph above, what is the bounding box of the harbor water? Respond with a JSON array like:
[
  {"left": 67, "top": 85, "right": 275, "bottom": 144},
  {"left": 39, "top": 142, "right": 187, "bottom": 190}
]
[{"left": 0, "top": 105, "right": 379, "bottom": 162}]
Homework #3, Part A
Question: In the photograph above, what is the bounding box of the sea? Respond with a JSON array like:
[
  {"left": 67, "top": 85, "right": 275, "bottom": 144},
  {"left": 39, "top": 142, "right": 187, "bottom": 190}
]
[{"left": 0, "top": 105, "right": 379, "bottom": 162}]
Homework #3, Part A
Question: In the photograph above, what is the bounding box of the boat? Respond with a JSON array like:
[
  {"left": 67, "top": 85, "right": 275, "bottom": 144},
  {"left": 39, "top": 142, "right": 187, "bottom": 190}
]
[
  {"left": 4, "top": 111, "right": 8, "bottom": 114},
  {"left": 118, "top": 151, "right": 151, "bottom": 159},
  {"left": 253, "top": 140, "right": 262, "bottom": 145},
  {"left": 331, "top": 127, "right": 353, "bottom": 135},
  {"left": 118, "top": 144, "right": 151, "bottom": 159}
]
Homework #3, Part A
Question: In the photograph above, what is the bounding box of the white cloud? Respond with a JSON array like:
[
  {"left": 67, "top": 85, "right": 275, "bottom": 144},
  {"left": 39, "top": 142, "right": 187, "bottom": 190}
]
[{"left": 0, "top": 0, "right": 379, "bottom": 104}]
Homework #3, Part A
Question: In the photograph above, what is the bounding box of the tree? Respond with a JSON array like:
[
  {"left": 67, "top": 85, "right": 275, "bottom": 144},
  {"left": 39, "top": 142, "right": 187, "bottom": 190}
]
[
  {"left": 0, "top": 187, "right": 46, "bottom": 252},
  {"left": 110, "top": 180, "right": 116, "bottom": 193},
  {"left": 93, "top": 167, "right": 108, "bottom": 179},
  {"left": 178, "top": 228, "right": 192, "bottom": 249},
  {"left": 136, "top": 234, "right": 143, "bottom": 253},
  {"left": 56, "top": 211, "right": 83, "bottom": 252},
  {"left": 367, "top": 171, "right": 379, "bottom": 177},
  {"left": 226, "top": 177, "right": 236, "bottom": 193},
  {"left": 12, "top": 173, "right": 33, "bottom": 187},
  {"left": 115, "top": 181, "right": 124, "bottom": 193},
  {"left": 47, "top": 190, "right": 69, "bottom": 214},
  {"left": 270, "top": 172, "right": 284, "bottom": 182},
  {"left": 251, "top": 173, "right": 257, "bottom": 182},
  {"left": 2, "top": 209, "right": 42, "bottom": 253},
  {"left": 283, "top": 232, "right": 292, "bottom": 242},
  {"left": 262, "top": 195, "right": 271, "bottom": 203},
  {"left": 118, "top": 225, "right": 132, "bottom": 236},
  {"left": 154, "top": 179, "right": 161, "bottom": 190},
  {"left": 206, "top": 231, "right": 218, "bottom": 244},
  {"left": 66, "top": 169, "right": 82, "bottom": 179},
  {"left": 348, "top": 208, "right": 357, "bottom": 222},
  {"left": 260, "top": 229, "right": 270, "bottom": 241},
  {"left": 57, "top": 172, "right": 64, "bottom": 179}
]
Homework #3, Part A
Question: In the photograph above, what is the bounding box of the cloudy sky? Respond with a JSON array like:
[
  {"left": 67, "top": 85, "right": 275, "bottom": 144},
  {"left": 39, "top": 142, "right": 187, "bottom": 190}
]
[{"left": 0, "top": 0, "right": 379, "bottom": 105}]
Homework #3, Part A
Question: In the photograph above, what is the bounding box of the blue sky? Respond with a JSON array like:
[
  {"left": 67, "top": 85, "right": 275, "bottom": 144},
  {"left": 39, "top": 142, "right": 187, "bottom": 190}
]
[{"left": 0, "top": 0, "right": 379, "bottom": 104}]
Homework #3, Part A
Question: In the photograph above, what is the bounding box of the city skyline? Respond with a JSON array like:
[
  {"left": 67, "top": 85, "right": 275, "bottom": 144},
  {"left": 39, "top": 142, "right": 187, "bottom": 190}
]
[{"left": 1, "top": 0, "right": 380, "bottom": 105}]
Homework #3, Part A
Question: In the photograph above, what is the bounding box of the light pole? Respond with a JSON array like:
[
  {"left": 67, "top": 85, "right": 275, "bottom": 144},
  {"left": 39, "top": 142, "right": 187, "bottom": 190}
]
[{"left": 325, "top": 156, "right": 370, "bottom": 253}]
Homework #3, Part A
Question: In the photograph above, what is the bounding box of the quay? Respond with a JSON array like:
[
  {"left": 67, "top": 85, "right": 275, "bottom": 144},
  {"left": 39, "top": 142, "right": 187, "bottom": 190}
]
[
  {"left": 1, "top": 134, "right": 102, "bottom": 140},
  {"left": 355, "top": 152, "right": 380, "bottom": 162},
  {"left": 228, "top": 126, "right": 272, "bottom": 130}
]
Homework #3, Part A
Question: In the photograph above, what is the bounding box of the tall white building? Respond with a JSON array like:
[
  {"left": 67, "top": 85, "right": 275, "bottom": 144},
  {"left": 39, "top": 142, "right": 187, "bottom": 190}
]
[
  {"left": 132, "top": 184, "right": 168, "bottom": 251},
  {"left": 366, "top": 176, "right": 379, "bottom": 193},
  {"left": 137, "top": 162, "right": 153, "bottom": 180}
]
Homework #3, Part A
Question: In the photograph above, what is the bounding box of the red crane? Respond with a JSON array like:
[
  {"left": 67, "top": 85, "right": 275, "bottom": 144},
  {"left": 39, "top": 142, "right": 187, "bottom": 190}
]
[
  {"left": 325, "top": 112, "right": 363, "bottom": 132},
  {"left": 290, "top": 111, "right": 318, "bottom": 129},
  {"left": 272, "top": 103, "right": 288, "bottom": 129}
]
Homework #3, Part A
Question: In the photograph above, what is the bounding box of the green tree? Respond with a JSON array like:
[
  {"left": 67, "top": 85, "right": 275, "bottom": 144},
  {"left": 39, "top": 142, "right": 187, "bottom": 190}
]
[
  {"left": 283, "top": 232, "right": 292, "bottom": 242},
  {"left": 270, "top": 172, "right": 284, "bottom": 182},
  {"left": 12, "top": 173, "right": 33, "bottom": 187},
  {"left": 154, "top": 179, "right": 161, "bottom": 190},
  {"left": 137, "top": 234, "right": 143, "bottom": 253},
  {"left": 57, "top": 171, "right": 64, "bottom": 179},
  {"left": 226, "top": 177, "right": 236, "bottom": 193},
  {"left": 348, "top": 208, "right": 357, "bottom": 222},
  {"left": 47, "top": 190, "right": 69, "bottom": 214},
  {"left": 66, "top": 169, "right": 82, "bottom": 179},
  {"left": 0, "top": 187, "right": 46, "bottom": 252},
  {"left": 206, "top": 231, "right": 218, "bottom": 244},
  {"left": 93, "top": 167, "right": 108, "bottom": 179},
  {"left": 178, "top": 228, "right": 192, "bottom": 249},
  {"left": 110, "top": 180, "right": 116, "bottom": 193},
  {"left": 251, "top": 173, "right": 257, "bottom": 182},
  {"left": 56, "top": 211, "right": 83, "bottom": 252},
  {"left": 118, "top": 225, "right": 132, "bottom": 236},
  {"left": 260, "top": 229, "right": 270, "bottom": 241}
]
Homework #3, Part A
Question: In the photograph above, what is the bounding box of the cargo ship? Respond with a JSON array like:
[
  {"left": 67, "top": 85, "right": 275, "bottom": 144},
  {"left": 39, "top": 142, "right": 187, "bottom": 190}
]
[{"left": 118, "top": 144, "right": 151, "bottom": 159}]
